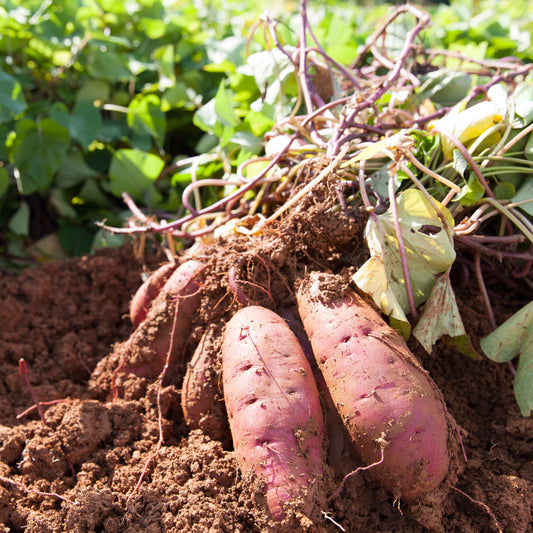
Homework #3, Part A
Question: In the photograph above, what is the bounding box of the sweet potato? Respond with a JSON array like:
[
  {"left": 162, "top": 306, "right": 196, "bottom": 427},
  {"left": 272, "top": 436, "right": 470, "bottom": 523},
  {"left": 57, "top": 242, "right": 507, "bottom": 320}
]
[
  {"left": 130, "top": 262, "right": 177, "bottom": 328},
  {"left": 222, "top": 306, "right": 324, "bottom": 521},
  {"left": 122, "top": 259, "right": 204, "bottom": 378},
  {"left": 279, "top": 306, "right": 349, "bottom": 472},
  {"left": 296, "top": 272, "right": 449, "bottom": 500},
  {"left": 181, "top": 325, "right": 228, "bottom": 442}
]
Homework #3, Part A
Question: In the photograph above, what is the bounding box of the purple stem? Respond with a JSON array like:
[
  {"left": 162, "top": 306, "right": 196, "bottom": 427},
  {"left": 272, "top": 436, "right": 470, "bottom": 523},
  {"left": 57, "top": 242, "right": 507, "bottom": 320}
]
[{"left": 388, "top": 175, "right": 418, "bottom": 320}]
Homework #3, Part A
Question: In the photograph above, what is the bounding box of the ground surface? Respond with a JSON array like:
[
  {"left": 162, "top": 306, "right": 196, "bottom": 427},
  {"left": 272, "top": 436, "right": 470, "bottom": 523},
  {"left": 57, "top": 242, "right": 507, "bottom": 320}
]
[{"left": 1, "top": 211, "right": 532, "bottom": 532}]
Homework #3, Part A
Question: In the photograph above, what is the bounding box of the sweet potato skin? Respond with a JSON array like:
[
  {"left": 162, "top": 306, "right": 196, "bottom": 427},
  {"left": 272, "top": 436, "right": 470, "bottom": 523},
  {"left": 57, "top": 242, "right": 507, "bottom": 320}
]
[
  {"left": 222, "top": 306, "right": 324, "bottom": 521},
  {"left": 130, "top": 262, "right": 177, "bottom": 328},
  {"left": 122, "top": 259, "right": 204, "bottom": 378},
  {"left": 296, "top": 272, "right": 450, "bottom": 500}
]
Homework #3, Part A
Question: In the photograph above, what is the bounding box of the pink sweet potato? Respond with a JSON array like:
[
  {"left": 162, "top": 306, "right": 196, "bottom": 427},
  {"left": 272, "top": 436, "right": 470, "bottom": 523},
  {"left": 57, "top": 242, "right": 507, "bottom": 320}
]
[
  {"left": 222, "top": 306, "right": 324, "bottom": 521},
  {"left": 130, "top": 262, "right": 177, "bottom": 328},
  {"left": 122, "top": 259, "right": 204, "bottom": 378},
  {"left": 296, "top": 272, "right": 450, "bottom": 500}
]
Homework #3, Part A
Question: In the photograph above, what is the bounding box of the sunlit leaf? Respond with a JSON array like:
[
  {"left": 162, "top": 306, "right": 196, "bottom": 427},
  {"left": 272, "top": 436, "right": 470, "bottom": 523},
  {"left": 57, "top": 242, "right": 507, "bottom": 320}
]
[
  {"left": 108, "top": 148, "right": 164, "bottom": 202},
  {"left": 456, "top": 174, "right": 485, "bottom": 206},
  {"left": 417, "top": 69, "right": 472, "bottom": 106},
  {"left": 127, "top": 94, "right": 166, "bottom": 148},
  {"left": 481, "top": 301, "right": 533, "bottom": 416},
  {"left": 452, "top": 149, "right": 468, "bottom": 177},
  {"left": 214, "top": 82, "right": 239, "bottom": 129},
  {"left": 512, "top": 82, "right": 533, "bottom": 127}
]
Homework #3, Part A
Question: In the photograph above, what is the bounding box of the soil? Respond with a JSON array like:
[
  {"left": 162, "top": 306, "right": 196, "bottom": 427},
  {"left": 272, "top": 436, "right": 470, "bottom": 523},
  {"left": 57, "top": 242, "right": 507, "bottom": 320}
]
[{"left": 1, "top": 181, "right": 532, "bottom": 532}]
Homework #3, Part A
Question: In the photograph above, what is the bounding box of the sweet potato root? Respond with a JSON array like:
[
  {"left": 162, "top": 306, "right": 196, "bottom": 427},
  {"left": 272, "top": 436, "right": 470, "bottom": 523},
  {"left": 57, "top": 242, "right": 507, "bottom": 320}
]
[
  {"left": 130, "top": 262, "right": 177, "bottom": 328},
  {"left": 222, "top": 306, "right": 324, "bottom": 521},
  {"left": 122, "top": 259, "right": 204, "bottom": 378},
  {"left": 296, "top": 272, "right": 450, "bottom": 500}
]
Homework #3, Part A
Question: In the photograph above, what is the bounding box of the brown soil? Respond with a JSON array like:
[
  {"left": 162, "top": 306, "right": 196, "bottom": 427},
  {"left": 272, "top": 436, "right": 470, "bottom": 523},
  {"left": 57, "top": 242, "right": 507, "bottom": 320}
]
[{"left": 1, "top": 187, "right": 532, "bottom": 532}]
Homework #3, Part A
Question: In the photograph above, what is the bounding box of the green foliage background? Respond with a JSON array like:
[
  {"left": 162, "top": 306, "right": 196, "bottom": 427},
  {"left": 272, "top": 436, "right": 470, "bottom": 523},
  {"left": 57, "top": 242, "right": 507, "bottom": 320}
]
[{"left": 0, "top": 0, "right": 532, "bottom": 267}]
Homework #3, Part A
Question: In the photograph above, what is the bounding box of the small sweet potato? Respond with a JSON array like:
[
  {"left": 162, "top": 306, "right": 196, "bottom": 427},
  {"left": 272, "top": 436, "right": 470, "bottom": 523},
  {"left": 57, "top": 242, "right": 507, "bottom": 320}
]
[
  {"left": 130, "top": 262, "right": 177, "bottom": 328},
  {"left": 222, "top": 306, "right": 324, "bottom": 521},
  {"left": 122, "top": 259, "right": 204, "bottom": 378},
  {"left": 181, "top": 325, "right": 228, "bottom": 442},
  {"left": 296, "top": 272, "right": 450, "bottom": 500}
]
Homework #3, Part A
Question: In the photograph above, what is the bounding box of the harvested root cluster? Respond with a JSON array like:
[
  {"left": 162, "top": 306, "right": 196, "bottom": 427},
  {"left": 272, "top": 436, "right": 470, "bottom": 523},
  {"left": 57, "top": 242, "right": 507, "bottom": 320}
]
[{"left": 107, "top": 214, "right": 456, "bottom": 524}]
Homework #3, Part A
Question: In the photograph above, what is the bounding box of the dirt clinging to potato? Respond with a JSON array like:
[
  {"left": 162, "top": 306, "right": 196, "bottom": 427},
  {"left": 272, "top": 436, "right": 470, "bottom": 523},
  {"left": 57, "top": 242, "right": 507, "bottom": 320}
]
[{"left": 1, "top": 191, "right": 532, "bottom": 531}]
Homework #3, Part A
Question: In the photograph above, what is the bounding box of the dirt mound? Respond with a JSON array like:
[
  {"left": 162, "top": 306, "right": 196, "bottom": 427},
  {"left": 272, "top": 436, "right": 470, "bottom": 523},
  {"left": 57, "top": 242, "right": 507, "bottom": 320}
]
[{"left": 1, "top": 222, "right": 532, "bottom": 532}]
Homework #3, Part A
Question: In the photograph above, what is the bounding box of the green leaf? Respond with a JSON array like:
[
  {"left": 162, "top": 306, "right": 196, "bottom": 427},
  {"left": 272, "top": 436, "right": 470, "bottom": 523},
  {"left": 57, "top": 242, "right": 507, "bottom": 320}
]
[
  {"left": 246, "top": 47, "right": 297, "bottom": 107},
  {"left": 452, "top": 149, "right": 468, "bottom": 177},
  {"left": 70, "top": 101, "right": 103, "bottom": 150},
  {"left": 8, "top": 118, "right": 70, "bottom": 195},
  {"left": 353, "top": 189, "right": 456, "bottom": 322},
  {"left": 417, "top": 70, "right": 472, "bottom": 107},
  {"left": 57, "top": 219, "right": 94, "bottom": 257},
  {"left": 512, "top": 178, "right": 533, "bottom": 217},
  {"left": 8, "top": 201, "right": 30, "bottom": 236},
  {"left": 0, "top": 123, "right": 9, "bottom": 160},
  {"left": 481, "top": 301, "right": 533, "bottom": 416},
  {"left": 526, "top": 133, "right": 533, "bottom": 162},
  {"left": 78, "top": 179, "right": 109, "bottom": 206},
  {"left": 494, "top": 181, "right": 516, "bottom": 200},
  {"left": 0, "top": 167, "right": 9, "bottom": 198},
  {"left": 50, "top": 188, "right": 78, "bottom": 220},
  {"left": 193, "top": 98, "right": 217, "bottom": 132},
  {"left": 0, "top": 68, "right": 27, "bottom": 123},
  {"left": 92, "top": 228, "right": 124, "bottom": 250},
  {"left": 161, "top": 82, "right": 191, "bottom": 111},
  {"left": 512, "top": 82, "right": 533, "bottom": 127},
  {"left": 76, "top": 80, "right": 110, "bottom": 103},
  {"left": 56, "top": 149, "right": 101, "bottom": 188},
  {"left": 127, "top": 94, "right": 166, "bottom": 148},
  {"left": 456, "top": 174, "right": 485, "bottom": 206},
  {"left": 87, "top": 50, "right": 132, "bottom": 82},
  {"left": 214, "top": 82, "right": 239, "bottom": 129},
  {"left": 108, "top": 148, "right": 165, "bottom": 202},
  {"left": 49, "top": 101, "right": 102, "bottom": 151}
]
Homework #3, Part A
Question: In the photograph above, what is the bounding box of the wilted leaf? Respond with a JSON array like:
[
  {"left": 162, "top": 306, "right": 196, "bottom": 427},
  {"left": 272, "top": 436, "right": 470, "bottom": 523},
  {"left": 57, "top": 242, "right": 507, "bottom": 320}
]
[
  {"left": 413, "top": 271, "right": 476, "bottom": 355},
  {"left": 353, "top": 189, "right": 456, "bottom": 322},
  {"left": 430, "top": 100, "right": 503, "bottom": 159},
  {"left": 481, "top": 301, "right": 533, "bottom": 416}
]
